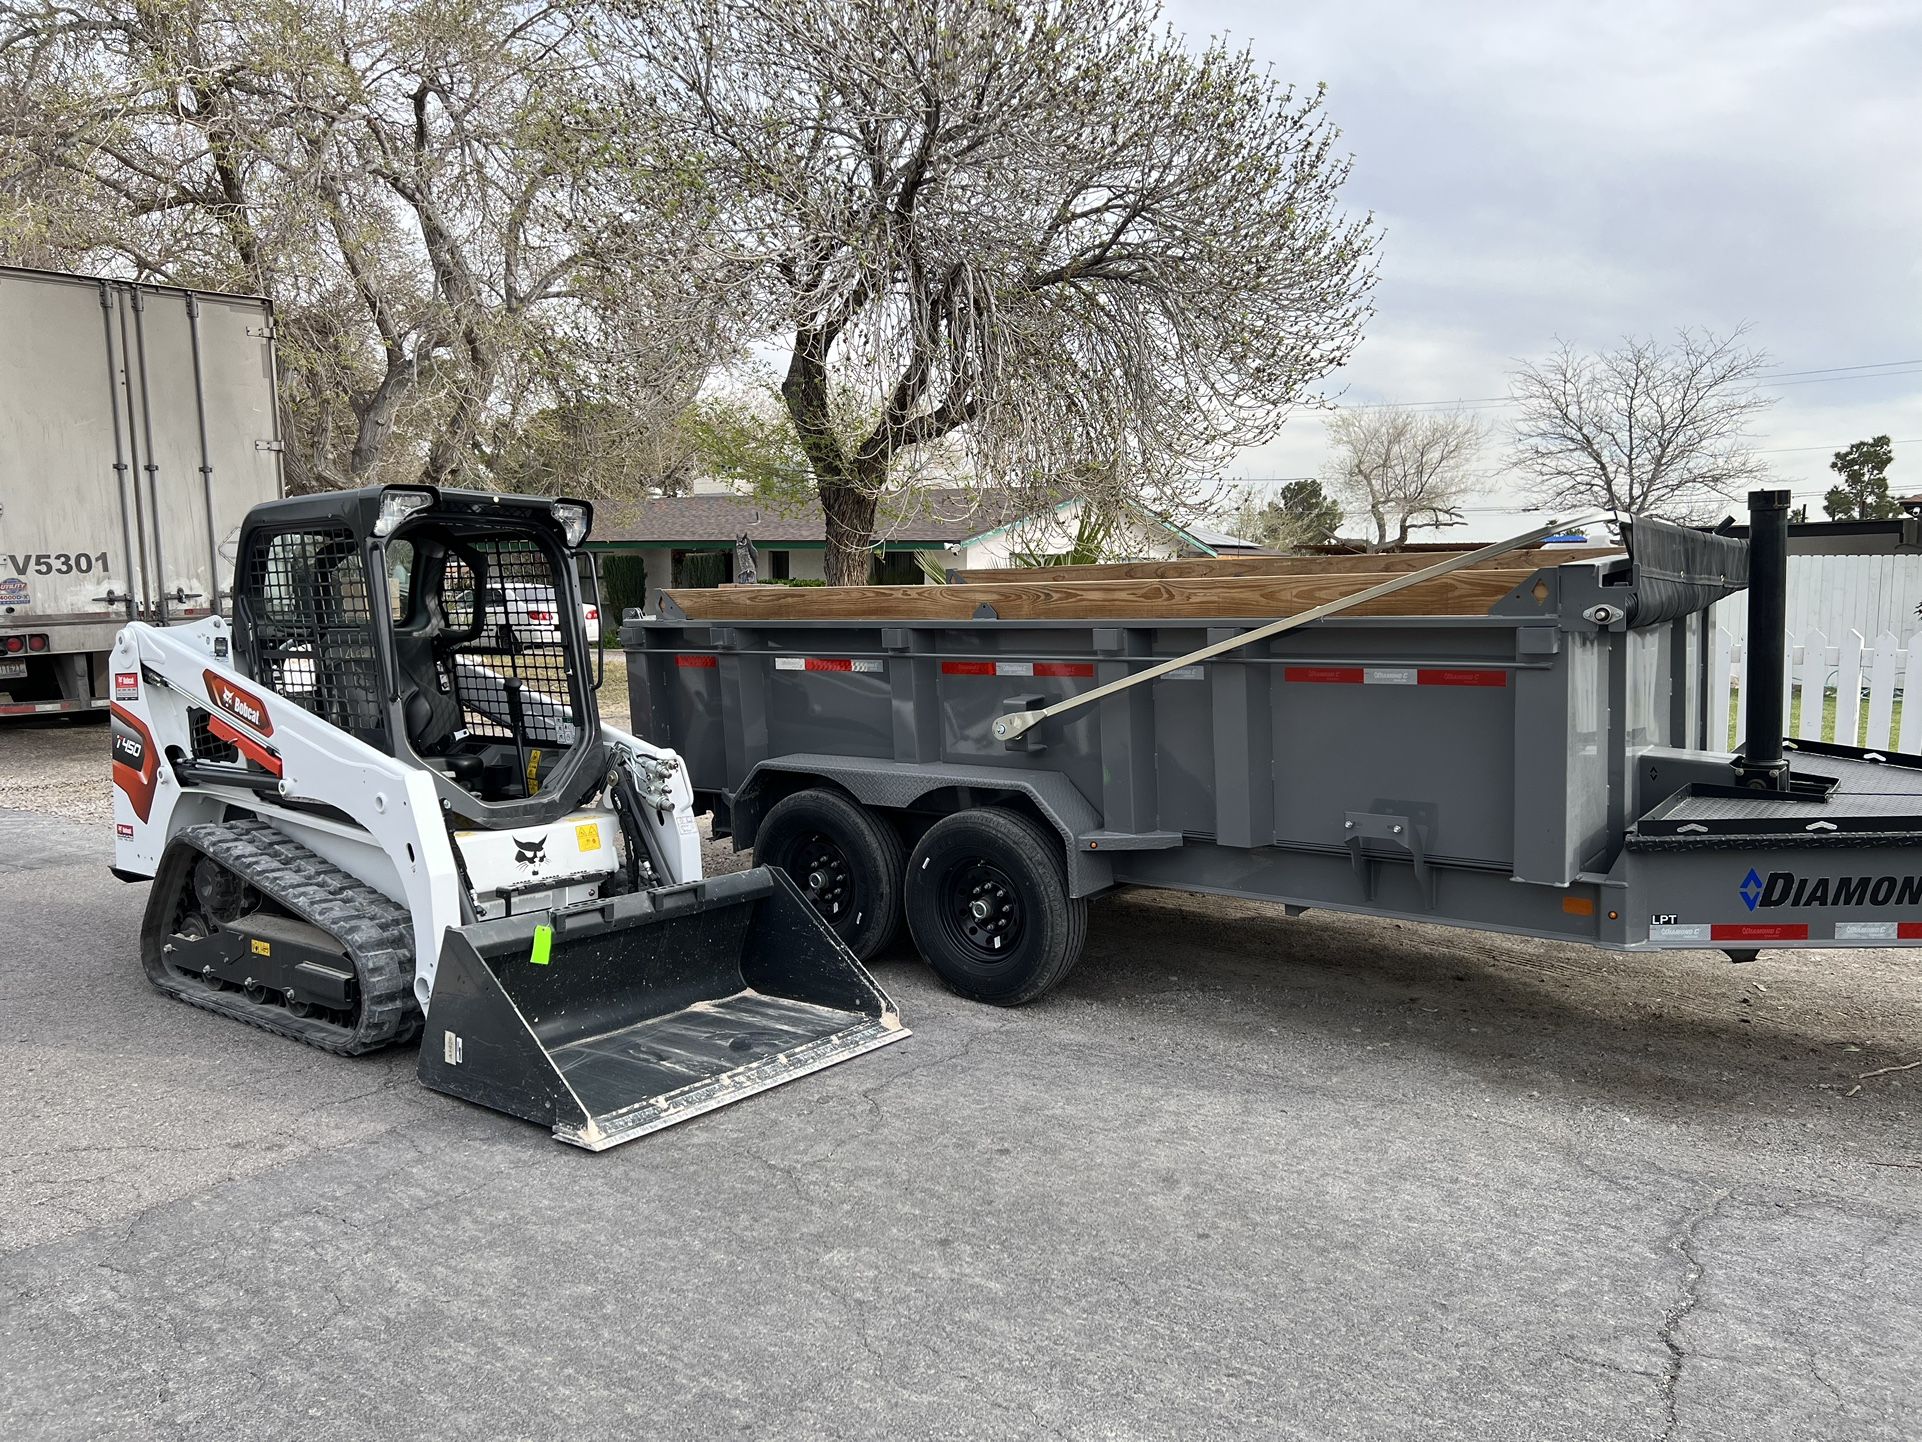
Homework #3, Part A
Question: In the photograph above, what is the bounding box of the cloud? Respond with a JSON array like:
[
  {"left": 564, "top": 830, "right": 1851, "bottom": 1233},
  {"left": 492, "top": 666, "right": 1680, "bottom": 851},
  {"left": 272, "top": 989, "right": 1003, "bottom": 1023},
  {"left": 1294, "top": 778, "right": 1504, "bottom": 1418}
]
[{"left": 1166, "top": 0, "right": 1922, "bottom": 488}]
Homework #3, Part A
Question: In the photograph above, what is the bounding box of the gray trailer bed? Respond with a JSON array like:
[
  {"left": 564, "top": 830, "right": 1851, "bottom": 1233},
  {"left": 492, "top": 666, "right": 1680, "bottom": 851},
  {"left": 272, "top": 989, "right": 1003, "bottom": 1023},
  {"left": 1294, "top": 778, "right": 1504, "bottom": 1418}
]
[{"left": 624, "top": 496, "right": 1922, "bottom": 1003}]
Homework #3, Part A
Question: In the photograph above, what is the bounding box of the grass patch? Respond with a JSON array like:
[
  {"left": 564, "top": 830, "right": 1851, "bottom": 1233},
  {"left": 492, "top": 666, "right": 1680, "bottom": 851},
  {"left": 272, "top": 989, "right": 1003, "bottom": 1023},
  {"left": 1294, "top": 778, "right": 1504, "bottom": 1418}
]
[{"left": 1727, "top": 686, "right": 1902, "bottom": 750}]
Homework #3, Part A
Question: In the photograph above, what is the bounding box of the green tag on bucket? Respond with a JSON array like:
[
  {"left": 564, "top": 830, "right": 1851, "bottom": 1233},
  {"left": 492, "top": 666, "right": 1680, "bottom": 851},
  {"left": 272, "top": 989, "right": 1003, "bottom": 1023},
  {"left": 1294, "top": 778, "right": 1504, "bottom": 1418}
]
[{"left": 529, "top": 924, "right": 553, "bottom": 966}]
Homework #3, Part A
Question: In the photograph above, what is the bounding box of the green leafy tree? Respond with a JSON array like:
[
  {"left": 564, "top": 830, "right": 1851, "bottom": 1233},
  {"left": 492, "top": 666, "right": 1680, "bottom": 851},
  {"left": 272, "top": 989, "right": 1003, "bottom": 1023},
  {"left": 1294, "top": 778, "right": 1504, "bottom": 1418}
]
[
  {"left": 1222, "top": 480, "right": 1343, "bottom": 550},
  {"left": 1823, "top": 436, "right": 1898, "bottom": 520}
]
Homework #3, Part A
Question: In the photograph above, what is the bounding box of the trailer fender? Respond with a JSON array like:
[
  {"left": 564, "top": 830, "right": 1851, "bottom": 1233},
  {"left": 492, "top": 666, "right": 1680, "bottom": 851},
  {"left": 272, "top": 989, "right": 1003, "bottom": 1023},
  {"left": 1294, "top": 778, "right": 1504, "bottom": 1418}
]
[{"left": 728, "top": 754, "right": 1114, "bottom": 898}]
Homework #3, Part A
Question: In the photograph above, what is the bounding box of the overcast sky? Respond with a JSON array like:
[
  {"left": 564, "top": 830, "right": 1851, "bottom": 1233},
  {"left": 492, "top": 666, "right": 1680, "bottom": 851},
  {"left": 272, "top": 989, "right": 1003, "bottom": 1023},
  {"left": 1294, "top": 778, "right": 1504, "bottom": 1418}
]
[{"left": 1169, "top": 0, "right": 1922, "bottom": 511}]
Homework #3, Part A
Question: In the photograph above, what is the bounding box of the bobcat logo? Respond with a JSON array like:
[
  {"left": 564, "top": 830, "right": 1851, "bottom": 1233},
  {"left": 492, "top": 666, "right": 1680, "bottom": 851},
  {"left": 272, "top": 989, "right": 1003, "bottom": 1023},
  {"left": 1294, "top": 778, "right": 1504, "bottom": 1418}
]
[{"left": 513, "top": 836, "right": 547, "bottom": 868}]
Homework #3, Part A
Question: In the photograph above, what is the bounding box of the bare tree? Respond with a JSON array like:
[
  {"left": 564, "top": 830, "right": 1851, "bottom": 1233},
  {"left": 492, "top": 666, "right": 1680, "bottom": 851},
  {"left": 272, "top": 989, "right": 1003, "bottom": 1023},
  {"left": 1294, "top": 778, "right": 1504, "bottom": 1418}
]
[
  {"left": 622, "top": 0, "right": 1377, "bottom": 582},
  {"left": 1509, "top": 329, "right": 1774, "bottom": 519},
  {"left": 1326, "top": 408, "right": 1482, "bottom": 550},
  {"left": 0, "top": 0, "right": 721, "bottom": 495}
]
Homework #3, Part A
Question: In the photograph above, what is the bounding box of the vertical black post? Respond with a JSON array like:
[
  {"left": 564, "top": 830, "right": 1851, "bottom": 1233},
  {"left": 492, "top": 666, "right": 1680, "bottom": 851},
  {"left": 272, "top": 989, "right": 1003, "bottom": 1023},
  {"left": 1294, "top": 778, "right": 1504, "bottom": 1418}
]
[
  {"left": 505, "top": 677, "right": 532, "bottom": 796},
  {"left": 1734, "top": 489, "right": 1791, "bottom": 790}
]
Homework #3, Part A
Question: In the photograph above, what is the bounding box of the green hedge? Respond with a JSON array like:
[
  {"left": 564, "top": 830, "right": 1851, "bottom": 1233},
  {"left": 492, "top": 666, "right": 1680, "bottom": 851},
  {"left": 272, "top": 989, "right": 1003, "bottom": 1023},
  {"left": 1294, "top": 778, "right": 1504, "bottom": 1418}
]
[{"left": 598, "top": 553, "right": 648, "bottom": 619}]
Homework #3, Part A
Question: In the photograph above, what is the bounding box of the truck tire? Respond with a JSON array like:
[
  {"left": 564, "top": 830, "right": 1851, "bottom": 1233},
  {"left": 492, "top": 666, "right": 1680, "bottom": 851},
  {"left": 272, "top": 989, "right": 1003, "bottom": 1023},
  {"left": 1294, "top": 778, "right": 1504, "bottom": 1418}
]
[
  {"left": 755, "top": 788, "right": 905, "bottom": 962},
  {"left": 904, "top": 808, "right": 1087, "bottom": 1005}
]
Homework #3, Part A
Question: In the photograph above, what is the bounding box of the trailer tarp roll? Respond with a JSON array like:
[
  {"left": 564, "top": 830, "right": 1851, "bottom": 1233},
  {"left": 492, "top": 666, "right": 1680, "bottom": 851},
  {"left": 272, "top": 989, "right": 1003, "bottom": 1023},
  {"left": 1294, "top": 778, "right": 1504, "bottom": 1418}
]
[{"left": 1621, "top": 517, "right": 1749, "bottom": 626}]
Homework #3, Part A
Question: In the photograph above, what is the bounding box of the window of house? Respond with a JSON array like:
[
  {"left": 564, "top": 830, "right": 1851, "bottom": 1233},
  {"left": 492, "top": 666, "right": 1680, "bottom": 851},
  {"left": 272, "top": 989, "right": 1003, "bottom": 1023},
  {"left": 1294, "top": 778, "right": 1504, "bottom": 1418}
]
[{"left": 872, "top": 550, "right": 924, "bottom": 585}]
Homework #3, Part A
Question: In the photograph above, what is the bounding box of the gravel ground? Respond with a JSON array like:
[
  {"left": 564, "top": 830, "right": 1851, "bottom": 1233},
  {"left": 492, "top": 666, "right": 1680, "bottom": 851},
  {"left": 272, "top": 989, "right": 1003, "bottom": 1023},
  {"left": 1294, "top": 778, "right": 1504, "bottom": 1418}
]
[{"left": 4, "top": 711, "right": 1921, "bottom": 1440}]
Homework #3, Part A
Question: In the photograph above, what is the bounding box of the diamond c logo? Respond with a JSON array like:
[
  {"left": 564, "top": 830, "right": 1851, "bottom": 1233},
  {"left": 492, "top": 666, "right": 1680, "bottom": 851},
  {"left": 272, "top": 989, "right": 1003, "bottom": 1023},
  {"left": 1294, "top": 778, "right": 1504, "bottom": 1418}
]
[{"left": 1739, "top": 869, "right": 1764, "bottom": 912}]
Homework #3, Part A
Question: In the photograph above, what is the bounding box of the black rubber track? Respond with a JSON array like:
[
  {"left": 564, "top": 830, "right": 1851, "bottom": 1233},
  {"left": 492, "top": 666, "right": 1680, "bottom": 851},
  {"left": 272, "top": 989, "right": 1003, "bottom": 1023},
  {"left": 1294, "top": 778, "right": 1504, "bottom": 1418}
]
[{"left": 141, "top": 817, "right": 421, "bottom": 1056}]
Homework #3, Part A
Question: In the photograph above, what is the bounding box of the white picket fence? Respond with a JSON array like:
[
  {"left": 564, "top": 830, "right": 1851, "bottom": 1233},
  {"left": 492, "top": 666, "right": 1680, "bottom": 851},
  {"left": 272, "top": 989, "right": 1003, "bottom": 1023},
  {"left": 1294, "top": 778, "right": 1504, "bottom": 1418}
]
[
  {"left": 1711, "top": 553, "right": 1922, "bottom": 650},
  {"left": 1718, "top": 629, "right": 1917, "bottom": 752}
]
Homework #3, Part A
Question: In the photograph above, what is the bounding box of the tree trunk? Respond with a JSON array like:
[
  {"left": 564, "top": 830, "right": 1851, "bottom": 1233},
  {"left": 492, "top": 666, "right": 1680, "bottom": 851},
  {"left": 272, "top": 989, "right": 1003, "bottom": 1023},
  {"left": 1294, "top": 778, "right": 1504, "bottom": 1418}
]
[
  {"left": 350, "top": 354, "right": 413, "bottom": 481},
  {"left": 820, "top": 479, "right": 879, "bottom": 585}
]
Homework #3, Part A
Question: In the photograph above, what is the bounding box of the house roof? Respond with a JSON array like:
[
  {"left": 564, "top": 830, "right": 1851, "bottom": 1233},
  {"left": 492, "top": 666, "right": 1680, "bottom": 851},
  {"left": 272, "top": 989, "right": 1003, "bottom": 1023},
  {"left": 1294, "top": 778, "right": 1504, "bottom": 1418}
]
[
  {"left": 1182, "top": 524, "right": 1264, "bottom": 553},
  {"left": 592, "top": 488, "right": 1032, "bottom": 548}
]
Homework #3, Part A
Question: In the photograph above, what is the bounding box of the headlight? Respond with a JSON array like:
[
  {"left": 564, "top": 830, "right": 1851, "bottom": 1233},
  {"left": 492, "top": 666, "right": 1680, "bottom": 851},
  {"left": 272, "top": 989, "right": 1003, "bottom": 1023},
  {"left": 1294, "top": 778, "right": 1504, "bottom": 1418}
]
[
  {"left": 551, "top": 500, "right": 591, "bottom": 548},
  {"left": 375, "top": 487, "right": 434, "bottom": 537}
]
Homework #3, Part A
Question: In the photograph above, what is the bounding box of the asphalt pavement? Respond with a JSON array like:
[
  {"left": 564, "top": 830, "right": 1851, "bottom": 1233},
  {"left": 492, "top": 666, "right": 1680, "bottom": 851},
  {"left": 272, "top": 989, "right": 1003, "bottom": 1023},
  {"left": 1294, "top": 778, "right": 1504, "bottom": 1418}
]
[{"left": 2, "top": 717, "right": 1920, "bottom": 1440}]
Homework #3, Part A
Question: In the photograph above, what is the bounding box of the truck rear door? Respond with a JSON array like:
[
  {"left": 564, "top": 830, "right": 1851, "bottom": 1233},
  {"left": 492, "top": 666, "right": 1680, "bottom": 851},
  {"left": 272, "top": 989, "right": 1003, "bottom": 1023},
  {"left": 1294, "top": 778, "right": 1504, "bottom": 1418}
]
[
  {"left": 123, "top": 284, "right": 282, "bottom": 618},
  {"left": 0, "top": 267, "right": 281, "bottom": 632},
  {"left": 0, "top": 269, "right": 134, "bottom": 627}
]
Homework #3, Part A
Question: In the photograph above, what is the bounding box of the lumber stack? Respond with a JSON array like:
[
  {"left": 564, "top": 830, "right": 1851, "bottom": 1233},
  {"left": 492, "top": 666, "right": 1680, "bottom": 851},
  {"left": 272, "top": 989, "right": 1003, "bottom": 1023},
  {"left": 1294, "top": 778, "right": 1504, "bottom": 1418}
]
[
  {"left": 950, "top": 546, "right": 1617, "bottom": 585},
  {"left": 658, "top": 544, "right": 1620, "bottom": 623}
]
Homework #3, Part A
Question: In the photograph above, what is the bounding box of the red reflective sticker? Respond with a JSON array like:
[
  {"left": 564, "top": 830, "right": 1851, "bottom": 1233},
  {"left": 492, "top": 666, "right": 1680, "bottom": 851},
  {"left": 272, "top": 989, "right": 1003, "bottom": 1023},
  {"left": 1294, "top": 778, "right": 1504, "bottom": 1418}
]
[
  {"left": 1710, "top": 923, "right": 1808, "bottom": 942},
  {"left": 1899, "top": 922, "right": 1922, "bottom": 940},
  {"left": 1417, "top": 669, "right": 1509, "bottom": 687},
  {"left": 803, "top": 657, "right": 853, "bottom": 672},
  {"left": 675, "top": 654, "right": 718, "bottom": 668},
  {"left": 941, "top": 661, "right": 997, "bottom": 675},
  {"left": 1034, "top": 662, "right": 1095, "bottom": 678},
  {"left": 1284, "top": 666, "right": 1365, "bottom": 684}
]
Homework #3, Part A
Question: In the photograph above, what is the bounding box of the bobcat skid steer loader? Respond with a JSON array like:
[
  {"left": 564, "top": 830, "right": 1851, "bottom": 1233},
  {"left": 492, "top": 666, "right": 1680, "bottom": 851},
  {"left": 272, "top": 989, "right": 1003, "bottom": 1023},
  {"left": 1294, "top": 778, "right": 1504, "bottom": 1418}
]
[{"left": 108, "top": 485, "right": 906, "bottom": 1149}]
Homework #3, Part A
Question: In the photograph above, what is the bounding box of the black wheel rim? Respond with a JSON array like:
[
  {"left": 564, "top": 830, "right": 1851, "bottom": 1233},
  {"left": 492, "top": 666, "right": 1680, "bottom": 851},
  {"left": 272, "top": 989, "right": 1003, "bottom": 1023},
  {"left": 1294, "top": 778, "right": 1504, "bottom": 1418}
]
[
  {"left": 936, "top": 858, "right": 1025, "bottom": 962},
  {"left": 788, "top": 831, "right": 855, "bottom": 923}
]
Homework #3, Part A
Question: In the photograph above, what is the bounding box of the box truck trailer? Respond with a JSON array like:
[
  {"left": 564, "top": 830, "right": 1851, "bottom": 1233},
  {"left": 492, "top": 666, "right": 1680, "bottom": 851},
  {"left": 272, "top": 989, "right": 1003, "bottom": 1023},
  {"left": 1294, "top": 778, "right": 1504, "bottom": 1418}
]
[{"left": 0, "top": 265, "right": 282, "bottom": 716}]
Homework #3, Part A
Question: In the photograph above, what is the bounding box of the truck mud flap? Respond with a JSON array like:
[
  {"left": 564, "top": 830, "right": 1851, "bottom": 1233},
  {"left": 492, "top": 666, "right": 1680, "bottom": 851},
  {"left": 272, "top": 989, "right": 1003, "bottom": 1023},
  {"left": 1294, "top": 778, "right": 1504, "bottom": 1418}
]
[{"left": 416, "top": 867, "right": 908, "bottom": 1149}]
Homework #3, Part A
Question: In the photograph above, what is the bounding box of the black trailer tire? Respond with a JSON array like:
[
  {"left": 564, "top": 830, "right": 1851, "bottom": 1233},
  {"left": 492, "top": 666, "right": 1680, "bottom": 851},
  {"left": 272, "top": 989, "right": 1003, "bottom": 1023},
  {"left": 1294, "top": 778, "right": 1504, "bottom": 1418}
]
[
  {"left": 904, "top": 808, "right": 1086, "bottom": 1005},
  {"left": 755, "top": 788, "right": 905, "bottom": 962}
]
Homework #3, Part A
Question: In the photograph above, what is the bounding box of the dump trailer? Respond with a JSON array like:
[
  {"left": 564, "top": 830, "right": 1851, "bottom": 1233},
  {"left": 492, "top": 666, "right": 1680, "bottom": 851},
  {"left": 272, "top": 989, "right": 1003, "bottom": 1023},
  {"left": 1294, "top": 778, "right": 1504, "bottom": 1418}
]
[
  {"left": 0, "top": 266, "right": 283, "bottom": 716},
  {"left": 625, "top": 492, "right": 1922, "bottom": 1006},
  {"left": 111, "top": 484, "right": 904, "bottom": 1148}
]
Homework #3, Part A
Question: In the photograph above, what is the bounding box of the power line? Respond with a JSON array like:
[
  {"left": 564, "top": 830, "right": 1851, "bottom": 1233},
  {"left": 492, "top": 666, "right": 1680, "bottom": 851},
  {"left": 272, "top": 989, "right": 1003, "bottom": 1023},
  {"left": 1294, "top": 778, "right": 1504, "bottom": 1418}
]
[
  {"left": 1770, "top": 367, "right": 1922, "bottom": 388},
  {"left": 1756, "top": 436, "right": 1921, "bottom": 455},
  {"left": 1764, "top": 358, "right": 1922, "bottom": 379}
]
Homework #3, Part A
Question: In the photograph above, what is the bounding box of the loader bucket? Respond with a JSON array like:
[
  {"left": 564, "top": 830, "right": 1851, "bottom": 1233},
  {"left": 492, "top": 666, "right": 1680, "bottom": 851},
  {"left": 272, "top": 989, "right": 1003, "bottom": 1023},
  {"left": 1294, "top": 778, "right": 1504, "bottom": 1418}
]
[{"left": 416, "top": 867, "right": 908, "bottom": 1149}]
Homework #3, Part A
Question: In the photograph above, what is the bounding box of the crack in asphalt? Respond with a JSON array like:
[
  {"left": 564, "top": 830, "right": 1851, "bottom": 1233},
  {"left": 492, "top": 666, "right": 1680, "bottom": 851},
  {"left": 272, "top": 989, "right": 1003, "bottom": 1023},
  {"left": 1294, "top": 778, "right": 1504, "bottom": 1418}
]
[
  {"left": 1657, "top": 1188, "right": 1732, "bottom": 1441},
  {"left": 1557, "top": 1348, "right": 1663, "bottom": 1383}
]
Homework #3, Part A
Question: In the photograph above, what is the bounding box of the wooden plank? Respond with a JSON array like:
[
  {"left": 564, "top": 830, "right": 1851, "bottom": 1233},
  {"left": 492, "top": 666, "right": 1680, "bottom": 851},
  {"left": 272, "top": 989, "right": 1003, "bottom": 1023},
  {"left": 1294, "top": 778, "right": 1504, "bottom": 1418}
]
[
  {"left": 953, "top": 546, "right": 1619, "bottom": 584},
  {"left": 1795, "top": 628, "right": 1828, "bottom": 740},
  {"left": 1710, "top": 627, "right": 1733, "bottom": 748},
  {"left": 1899, "top": 639, "right": 1922, "bottom": 753},
  {"left": 1835, "top": 630, "right": 1865, "bottom": 747},
  {"left": 666, "top": 569, "right": 1539, "bottom": 623},
  {"left": 1867, "top": 631, "right": 1900, "bottom": 750}
]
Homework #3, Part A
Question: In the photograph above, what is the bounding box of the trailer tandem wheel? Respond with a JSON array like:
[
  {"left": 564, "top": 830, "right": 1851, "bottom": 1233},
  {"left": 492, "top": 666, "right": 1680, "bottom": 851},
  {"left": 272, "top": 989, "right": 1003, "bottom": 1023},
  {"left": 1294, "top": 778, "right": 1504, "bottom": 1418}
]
[
  {"left": 905, "top": 808, "right": 1087, "bottom": 1005},
  {"left": 755, "top": 787, "right": 906, "bottom": 963}
]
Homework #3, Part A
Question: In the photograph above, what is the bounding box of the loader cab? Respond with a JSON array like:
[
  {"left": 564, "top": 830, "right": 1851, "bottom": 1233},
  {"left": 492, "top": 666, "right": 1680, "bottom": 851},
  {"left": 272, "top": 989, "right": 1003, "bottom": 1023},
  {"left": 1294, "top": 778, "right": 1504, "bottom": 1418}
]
[{"left": 233, "top": 485, "right": 604, "bottom": 825}]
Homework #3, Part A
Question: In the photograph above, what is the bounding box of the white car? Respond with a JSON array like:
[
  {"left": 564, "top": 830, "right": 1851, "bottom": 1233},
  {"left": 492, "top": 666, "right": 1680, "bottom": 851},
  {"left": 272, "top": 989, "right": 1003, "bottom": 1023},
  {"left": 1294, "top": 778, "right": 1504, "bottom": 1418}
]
[{"left": 465, "top": 583, "right": 601, "bottom": 648}]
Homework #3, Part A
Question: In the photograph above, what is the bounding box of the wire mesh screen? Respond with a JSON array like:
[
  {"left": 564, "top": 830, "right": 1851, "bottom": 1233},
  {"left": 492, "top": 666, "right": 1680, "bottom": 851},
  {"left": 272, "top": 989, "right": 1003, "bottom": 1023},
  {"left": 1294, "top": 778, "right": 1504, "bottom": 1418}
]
[
  {"left": 243, "top": 528, "right": 385, "bottom": 740},
  {"left": 187, "top": 706, "right": 238, "bottom": 764},
  {"left": 441, "top": 539, "right": 581, "bottom": 749}
]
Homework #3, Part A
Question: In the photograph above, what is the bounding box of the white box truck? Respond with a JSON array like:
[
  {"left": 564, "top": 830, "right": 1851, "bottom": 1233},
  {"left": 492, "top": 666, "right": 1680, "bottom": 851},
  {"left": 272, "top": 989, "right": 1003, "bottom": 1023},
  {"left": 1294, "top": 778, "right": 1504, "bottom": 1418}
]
[{"left": 0, "top": 265, "right": 283, "bottom": 716}]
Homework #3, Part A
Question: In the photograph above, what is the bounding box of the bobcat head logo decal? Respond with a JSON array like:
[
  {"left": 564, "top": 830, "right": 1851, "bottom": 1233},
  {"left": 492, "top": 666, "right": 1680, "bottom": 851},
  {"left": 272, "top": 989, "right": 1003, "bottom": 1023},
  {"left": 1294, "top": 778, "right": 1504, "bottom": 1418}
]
[{"left": 513, "top": 836, "right": 547, "bottom": 868}]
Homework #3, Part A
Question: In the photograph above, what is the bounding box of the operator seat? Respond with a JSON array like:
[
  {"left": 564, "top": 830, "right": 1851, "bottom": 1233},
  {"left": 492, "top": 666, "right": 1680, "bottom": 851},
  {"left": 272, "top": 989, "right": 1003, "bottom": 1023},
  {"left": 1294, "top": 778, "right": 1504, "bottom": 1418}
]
[{"left": 395, "top": 591, "right": 481, "bottom": 784}]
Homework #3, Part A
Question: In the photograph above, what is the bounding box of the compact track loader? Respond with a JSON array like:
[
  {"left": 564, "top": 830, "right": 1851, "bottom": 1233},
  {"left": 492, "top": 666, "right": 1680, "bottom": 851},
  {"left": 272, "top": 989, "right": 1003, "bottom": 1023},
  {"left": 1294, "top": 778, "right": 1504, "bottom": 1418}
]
[{"left": 109, "top": 485, "right": 905, "bottom": 1148}]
